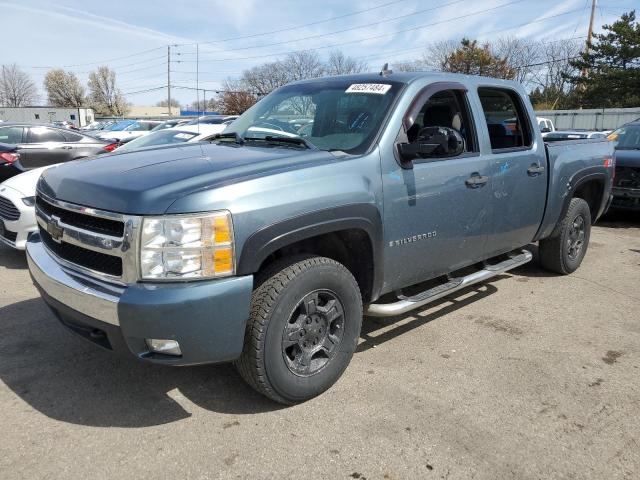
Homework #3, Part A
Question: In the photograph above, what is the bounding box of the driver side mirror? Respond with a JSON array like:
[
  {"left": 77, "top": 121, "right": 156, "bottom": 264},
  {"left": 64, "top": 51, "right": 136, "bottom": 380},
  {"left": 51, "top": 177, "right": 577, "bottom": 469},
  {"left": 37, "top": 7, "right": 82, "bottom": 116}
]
[{"left": 397, "top": 126, "right": 465, "bottom": 166}]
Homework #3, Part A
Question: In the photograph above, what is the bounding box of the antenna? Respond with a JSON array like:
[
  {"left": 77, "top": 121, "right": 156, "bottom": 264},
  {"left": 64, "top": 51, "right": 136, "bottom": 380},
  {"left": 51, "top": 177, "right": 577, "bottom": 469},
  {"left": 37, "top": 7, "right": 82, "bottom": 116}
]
[{"left": 379, "top": 63, "right": 393, "bottom": 76}]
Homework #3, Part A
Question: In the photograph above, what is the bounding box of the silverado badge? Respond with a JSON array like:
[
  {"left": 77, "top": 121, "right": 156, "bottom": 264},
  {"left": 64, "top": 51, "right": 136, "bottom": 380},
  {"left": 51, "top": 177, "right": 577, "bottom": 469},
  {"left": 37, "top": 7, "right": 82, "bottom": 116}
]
[{"left": 389, "top": 231, "right": 437, "bottom": 247}]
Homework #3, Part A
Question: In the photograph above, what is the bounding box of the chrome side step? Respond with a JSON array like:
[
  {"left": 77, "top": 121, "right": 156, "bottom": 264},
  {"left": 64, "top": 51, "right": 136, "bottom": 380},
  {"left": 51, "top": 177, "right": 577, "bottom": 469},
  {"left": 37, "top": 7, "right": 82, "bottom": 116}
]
[{"left": 365, "top": 250, "right": 532, "bottom": 317}]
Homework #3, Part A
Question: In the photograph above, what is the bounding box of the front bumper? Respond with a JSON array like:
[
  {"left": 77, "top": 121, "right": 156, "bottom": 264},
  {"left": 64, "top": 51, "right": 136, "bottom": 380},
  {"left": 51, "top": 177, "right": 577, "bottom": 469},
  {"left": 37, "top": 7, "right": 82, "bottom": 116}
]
[
  {"left": 27, "top": 236, "right": 254, "bottom": 365},
  {"left": 611, "top": 187, "right": 640, "bottom": 210},
  {"left": 0, "top": 186, "right": 37, "bottom": 250}
]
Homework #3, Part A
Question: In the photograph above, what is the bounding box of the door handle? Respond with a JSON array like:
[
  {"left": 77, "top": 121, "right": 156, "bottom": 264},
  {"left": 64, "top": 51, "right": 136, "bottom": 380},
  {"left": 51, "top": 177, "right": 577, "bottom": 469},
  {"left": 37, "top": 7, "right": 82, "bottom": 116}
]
[
  {"left": 465, "top": 173, "right": 489, "bottom": 188},
  {"left": 527, "top": 164, "right": 545, "bottom": 176}
]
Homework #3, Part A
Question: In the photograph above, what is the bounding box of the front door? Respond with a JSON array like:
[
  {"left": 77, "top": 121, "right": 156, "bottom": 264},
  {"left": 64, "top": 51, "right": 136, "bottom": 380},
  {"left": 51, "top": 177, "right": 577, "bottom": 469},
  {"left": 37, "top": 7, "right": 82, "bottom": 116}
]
[{"left": 381, "top": 87, "right": 494, "bottom": 291}]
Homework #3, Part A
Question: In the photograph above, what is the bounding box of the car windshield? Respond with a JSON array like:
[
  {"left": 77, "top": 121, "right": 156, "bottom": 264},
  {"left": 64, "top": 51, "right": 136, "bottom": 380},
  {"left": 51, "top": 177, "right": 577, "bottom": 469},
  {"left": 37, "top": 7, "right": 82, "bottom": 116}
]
[
  {"left": 224, "top": 79, "right": 404, "bottom": 154},
  {"left": 117, "top": 129, "right": 198, "bottom": 152},
  {"left": 613, "top": 124, "right": 640, "bottom": 150},
  {"left": 105, "top": 120, "right": 134, "bottom": 131}
]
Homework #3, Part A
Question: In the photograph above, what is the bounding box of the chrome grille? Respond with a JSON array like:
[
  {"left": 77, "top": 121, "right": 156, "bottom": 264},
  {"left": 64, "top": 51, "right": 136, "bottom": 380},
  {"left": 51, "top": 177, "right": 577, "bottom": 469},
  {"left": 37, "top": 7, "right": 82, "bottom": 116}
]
[
  {"left": 34, "top": 192, "right": 141, "bottom": 284},
  {"left": 0, "top": 196, "right": 20, "bottom": 221}
]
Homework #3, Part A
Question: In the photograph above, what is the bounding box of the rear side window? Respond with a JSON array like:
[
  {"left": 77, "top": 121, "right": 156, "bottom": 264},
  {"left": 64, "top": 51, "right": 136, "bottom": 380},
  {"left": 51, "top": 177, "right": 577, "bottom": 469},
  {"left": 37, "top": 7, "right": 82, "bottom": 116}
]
[
  {"left": 63, "top": 132, "right": 84, "bottom": 142},
  {"left": 0, "top": 126, "right": 25, "bottom": 143},
  {"left": 478, "top": 88, "right": 533, "bottom": 151},
  {"left": 26, "top": 127, "right": 66, "bottom": 143}
]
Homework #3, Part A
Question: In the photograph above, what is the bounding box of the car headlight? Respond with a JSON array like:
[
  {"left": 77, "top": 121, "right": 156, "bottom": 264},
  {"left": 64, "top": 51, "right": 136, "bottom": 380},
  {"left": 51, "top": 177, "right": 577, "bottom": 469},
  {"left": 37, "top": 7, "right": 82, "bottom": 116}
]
[
  {"left": 140, "top": 211, "right": 234, "bottom": 280},
  {"left": 22, "top": 196, "right": 36, "bottom": 207}
]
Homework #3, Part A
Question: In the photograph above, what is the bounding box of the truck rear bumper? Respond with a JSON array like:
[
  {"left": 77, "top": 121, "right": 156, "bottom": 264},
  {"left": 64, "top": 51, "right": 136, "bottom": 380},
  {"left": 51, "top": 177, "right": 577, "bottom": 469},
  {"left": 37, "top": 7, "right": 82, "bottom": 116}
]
[{"left": 27, "top": 236, "right": 254, "bottom": 366}]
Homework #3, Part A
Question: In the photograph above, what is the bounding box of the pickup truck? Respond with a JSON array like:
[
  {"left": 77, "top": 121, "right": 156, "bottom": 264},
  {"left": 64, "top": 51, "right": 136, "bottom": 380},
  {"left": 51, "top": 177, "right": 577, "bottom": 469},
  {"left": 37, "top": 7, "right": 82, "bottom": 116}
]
[{"left": 26, "top": 72, "right": 614, "bottom": 404}]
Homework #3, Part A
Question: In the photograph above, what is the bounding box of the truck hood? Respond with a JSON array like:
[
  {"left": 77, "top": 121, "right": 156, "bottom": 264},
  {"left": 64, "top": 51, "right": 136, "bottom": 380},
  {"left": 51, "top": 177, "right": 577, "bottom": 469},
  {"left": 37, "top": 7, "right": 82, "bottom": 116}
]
[
  {"left": 38, "top": 143, "right": 339, "bottom": 214},
  {"left": 615, "top": 149, "right": 640, "bottom": 168}
]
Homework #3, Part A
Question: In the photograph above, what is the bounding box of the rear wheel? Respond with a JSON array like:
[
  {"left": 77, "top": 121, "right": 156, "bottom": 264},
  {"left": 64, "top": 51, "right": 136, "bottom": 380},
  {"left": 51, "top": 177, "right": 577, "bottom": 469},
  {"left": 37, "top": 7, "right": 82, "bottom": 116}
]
[
  {"left": 236, "top": 256, "right": 362, "bottom": 404},
  {"left": 539, "top": 197, "right": 591, "bottom": 275}
]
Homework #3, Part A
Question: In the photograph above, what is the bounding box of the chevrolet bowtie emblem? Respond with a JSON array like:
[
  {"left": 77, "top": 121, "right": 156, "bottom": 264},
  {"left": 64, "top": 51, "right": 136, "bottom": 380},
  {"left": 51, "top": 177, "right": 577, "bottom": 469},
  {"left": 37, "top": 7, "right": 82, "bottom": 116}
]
[{"left": 47, "top": 216, "right": 64, "bottom": 242}]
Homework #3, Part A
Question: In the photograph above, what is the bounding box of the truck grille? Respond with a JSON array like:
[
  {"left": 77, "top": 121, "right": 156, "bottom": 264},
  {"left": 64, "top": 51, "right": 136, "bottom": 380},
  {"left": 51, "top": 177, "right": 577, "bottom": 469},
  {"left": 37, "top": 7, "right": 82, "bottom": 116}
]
[
  {"left": 36, "top": 196, "right": 124, "bottom": 237},
  {"left": 35, "top": 194, "right": 131, "bottom": 280},
  {"left": 615, "top": 166, "right": 640, "bottom": 190},
  {"left": 0, "top": 196, "right": 20, "bottom": 221},
  {"left": 39, "top": 226, "right": 123, "bottom": 276}
]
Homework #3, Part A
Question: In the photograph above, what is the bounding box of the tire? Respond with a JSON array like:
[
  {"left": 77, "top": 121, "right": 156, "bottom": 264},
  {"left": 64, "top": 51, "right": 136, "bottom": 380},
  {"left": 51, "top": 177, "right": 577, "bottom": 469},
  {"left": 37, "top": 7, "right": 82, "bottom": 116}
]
[
  {"left": 236, "top": 256, "right": 363, "bottom": 405},
  {"left": 539, "top": 197, "right": 591, "bottom": 275}
]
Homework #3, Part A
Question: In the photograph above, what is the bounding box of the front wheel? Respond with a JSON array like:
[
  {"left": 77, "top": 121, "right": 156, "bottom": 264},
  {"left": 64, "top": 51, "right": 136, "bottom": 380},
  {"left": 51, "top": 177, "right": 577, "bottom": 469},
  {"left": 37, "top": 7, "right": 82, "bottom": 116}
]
[
  {"left": 539, "top": 197, "right": 591, "bottom": 275},
  {"left": 236, "top": 256, "right": 362, "bottom": 404}
]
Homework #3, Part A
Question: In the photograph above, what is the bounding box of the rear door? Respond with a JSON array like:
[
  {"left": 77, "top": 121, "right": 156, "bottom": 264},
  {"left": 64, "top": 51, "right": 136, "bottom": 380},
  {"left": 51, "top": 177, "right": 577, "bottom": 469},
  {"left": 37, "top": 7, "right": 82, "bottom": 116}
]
[
  {"left": 20, "top": 127, "right": 70, "bottom": 169},
  {"left": 476, "top": 87, "right": 547, "bottom": 257},
  {"left": 381, "top": 84, "right": 494, "bottom": 289}
]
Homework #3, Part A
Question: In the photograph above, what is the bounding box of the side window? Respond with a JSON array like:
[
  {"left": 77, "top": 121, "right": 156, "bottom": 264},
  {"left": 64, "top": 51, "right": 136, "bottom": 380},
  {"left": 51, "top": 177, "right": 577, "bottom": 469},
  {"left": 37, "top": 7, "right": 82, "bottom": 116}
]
[
  {"left": 63, "top": 132, "right": 83, "bottom": 142},
  {"left": 0, "top": 126, "right": 25, "bottom": 143},
  {"left": 26, "top": 127, "right": 66, "bottom": 143},
  {"left": 407, "top": 89, "right": 478, "bottom": 156},
  {"left": 478, "top": 87, "right": 533, "bottom": 151}
]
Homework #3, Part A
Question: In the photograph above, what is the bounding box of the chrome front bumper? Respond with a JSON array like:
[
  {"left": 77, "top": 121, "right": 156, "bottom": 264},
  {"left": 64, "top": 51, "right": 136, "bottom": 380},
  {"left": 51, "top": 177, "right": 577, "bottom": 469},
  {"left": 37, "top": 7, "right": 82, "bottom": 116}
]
[{"left": 27, "top": 238, "right": 122, "bottom": 326}]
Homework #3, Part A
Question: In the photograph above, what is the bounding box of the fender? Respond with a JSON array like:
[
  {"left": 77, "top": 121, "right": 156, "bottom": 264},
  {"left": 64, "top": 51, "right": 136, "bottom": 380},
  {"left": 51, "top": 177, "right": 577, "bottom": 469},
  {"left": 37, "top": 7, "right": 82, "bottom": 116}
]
[
  {"left": 237, "top": 203, "right": 385, "bottom": 300},
  {"left": 535, "top": 166, "right": 610, "bottom": 241}
]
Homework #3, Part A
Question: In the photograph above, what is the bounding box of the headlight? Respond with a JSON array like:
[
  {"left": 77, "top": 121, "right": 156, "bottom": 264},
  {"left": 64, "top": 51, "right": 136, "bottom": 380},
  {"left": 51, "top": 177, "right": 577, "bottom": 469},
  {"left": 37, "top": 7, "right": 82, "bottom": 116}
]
[
  {"left": 22, "top": 196, "right": 36, "bottom": 207},
  {"left": 140, "top": 211, "right": 234, "bottom": 280}
]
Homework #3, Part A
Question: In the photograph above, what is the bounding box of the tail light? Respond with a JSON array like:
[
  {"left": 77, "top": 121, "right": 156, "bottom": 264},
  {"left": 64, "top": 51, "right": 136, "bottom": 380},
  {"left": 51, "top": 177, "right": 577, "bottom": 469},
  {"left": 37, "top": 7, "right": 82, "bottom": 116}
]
[
  {"left": 0, "top": 152, "right": 19, "bottom": 164},
  {"left": 103, "top": 143, "right": 118, "bottom": 152}
]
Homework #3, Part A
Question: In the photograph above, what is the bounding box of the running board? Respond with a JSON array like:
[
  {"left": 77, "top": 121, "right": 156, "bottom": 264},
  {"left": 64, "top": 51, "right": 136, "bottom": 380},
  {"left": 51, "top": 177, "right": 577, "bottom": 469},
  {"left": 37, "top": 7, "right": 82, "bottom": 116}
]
[{"left": 365, "top": 250, "right": 533, "bottom": 317}]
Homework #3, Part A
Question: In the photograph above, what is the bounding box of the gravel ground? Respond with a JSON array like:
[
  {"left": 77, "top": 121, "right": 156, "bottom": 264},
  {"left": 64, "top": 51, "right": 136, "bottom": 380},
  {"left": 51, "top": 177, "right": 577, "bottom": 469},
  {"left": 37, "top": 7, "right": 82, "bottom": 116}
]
[{"left": 0, "top": 212, "right": 639, "bottom": 480}]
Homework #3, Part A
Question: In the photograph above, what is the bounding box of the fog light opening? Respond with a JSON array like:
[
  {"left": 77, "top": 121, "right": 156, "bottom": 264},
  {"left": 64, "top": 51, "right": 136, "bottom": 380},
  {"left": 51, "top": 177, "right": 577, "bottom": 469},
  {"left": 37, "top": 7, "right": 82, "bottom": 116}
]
[{"left": 145, "top": 339, "right": 182, "bottom": 356}]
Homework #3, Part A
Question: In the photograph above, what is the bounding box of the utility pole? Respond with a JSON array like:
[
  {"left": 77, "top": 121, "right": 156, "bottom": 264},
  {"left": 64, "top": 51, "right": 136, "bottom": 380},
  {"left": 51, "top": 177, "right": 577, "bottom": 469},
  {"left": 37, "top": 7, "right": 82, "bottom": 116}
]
[
  {"left": 167, "top": 45, "right": 172, "bottom": 116},
  {"left": 582, "top": 0, "right": 597, "bottom": 78}
]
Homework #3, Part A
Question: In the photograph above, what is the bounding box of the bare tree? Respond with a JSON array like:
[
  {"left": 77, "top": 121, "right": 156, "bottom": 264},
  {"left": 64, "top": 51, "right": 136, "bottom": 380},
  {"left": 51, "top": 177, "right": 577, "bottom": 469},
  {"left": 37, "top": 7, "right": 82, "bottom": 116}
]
[
  {"left": 0, "top": 64, "right": 38, "bottom": 107},
  {"left": 423, "top": 40, "right": 460, "bottom": 70},
  {"left": 284, "top": 50, "right": 325, "bottom": 81},
  {"left": 325, "top": 50, "right": 369, "bottom": 75},
  {"left": 215, "top": 79, "right": 258, "bottom": 115},
  {"left": 87, "top": 66, "right": 128, "bottom": 116},
  {"left": 494, "top": 37, "right": 541, "bottom": 85},
  {"left": 392, "top": 59, "right": 428, "bottom": 72},
  {"left": 155, "top": 99, "right": 181, "bottom": 109},
  {"left": 43, "top": 69, "right": 85, "bottom": 107},
  {"left": 242, "top": 61, "right": 290, "bottom": 96},
  {"left": 530, "top": 39, "right": 581, "bottom": 108}
]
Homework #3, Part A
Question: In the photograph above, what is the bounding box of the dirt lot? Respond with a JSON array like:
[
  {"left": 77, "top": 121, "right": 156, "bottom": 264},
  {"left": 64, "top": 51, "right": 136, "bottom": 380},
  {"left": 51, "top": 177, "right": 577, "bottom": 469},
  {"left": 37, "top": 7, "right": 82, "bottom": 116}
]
[{"left": 0, "top": 212, "right": 639, "bottom": 480}]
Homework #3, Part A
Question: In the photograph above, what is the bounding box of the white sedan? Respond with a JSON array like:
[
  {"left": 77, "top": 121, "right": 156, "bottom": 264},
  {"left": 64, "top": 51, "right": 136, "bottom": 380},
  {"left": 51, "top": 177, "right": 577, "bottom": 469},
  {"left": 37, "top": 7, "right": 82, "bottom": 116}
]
[
  {"left": 115, "top": 124, "right": 228, "bottom": 152},
  {"left": 0, "top": 165, "right": 57, "bottom": 250}
]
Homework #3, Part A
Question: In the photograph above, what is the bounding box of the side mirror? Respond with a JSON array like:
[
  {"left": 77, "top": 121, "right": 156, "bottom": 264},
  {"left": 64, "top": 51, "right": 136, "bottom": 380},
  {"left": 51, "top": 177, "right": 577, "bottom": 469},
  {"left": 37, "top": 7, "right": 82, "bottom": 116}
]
[
  {"left": 541, "top": 127, "right": 551, "bottom": 133},
  {"left": 397, "top": 126, "right": 465, "bottom": 166}
]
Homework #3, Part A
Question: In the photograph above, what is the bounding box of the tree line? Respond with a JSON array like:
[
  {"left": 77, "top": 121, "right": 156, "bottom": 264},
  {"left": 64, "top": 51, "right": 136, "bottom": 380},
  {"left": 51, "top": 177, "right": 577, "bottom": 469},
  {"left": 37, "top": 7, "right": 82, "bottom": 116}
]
[
  {"left": 1, "top": 10, "right": 637, "bottom": 116},
  {"left": 0, "top": 64, "right": 128, "bottom": 116}
]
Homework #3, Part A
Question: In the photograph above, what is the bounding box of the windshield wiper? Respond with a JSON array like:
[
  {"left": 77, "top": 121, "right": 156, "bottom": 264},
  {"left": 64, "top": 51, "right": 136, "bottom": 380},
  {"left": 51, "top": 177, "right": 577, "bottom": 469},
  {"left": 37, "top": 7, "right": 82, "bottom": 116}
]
[
  {"left": 244, "top": 135, "right": 317, "bottom": 150},
  {"left": 212, "top": 132, "right": 244, "bottom": 145}
]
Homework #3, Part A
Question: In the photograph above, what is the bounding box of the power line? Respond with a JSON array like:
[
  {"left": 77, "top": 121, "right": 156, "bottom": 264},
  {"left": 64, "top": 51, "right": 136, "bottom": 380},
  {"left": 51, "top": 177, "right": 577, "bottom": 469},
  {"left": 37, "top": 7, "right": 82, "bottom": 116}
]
[
  {"left": 175, "top": 0, "right": 468, "bottom": 57},
  {"left": 24, "top": 46, "right": 166, "bottom": 70},
  {"left": 174, "top": 0, "right": 527, "bottom": 64},
  {"left": 173, "top": 0, "right": 413, "bottom": 47}
]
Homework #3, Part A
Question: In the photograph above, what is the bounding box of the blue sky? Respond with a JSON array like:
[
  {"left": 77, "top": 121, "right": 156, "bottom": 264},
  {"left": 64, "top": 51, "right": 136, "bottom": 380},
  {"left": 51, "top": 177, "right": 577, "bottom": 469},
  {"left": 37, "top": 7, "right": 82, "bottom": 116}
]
[{"left": 1, "top": 0, "right": 636, "bottom": 107}]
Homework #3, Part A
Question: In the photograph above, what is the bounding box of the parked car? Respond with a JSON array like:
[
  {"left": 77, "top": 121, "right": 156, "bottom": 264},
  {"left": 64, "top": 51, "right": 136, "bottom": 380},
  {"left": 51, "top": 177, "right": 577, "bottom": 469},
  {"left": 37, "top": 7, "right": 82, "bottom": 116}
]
[
  {"left": 0, "top": 142, "right": 21, "bottom": 182},
  {"left": 0, "top": 124, "right": 116, "bottom": 177},
  {"left": 543, "top": 130, "right": 609, "bottom": 141},
  {"left": 608, "top": 122, "right": 640, "bottom": 211},
  {"left": 151, "top": 119, "right": 191, "bottom": 131},
  {"left": 95, "top": 120, "right": 163, "bottom": 142},
  {"left": 115, "top": 124, "right": 226, "bottom": 152},
  {"left": 537, "top": 116, "right": 556, "bottom": 137},
  {"left": 0, "top": 165, "right": 56, "bottom": 249},
  {"left": 184, "top": 115, "right": 238, "bottom": 126},
  {"left": 51, "top": 120, "right": 78, "bottom": 130},
  {"left": 27, "top": 72, "right": 613, "bottom": 404}
]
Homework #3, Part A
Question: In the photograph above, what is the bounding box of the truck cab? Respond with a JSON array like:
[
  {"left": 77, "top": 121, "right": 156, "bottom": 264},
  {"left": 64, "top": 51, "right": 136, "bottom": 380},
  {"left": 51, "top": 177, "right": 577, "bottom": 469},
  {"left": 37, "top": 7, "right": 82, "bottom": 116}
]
[{"left": 26, "top": 72, "right": 613, "bottom": 404}]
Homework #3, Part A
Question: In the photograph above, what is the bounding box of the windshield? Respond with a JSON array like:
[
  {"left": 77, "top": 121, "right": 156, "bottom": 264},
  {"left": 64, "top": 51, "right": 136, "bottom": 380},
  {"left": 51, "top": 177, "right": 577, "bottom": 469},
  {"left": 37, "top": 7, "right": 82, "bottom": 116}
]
[
  {"left": 612, "top": 124, "right": 640, "bottom": 150},
  {"left": 105, "top": 120, "right": 134, "bottom": 131},
  {"left": 224, "top": 79, "right": 404, "bottom": 154},
  {"left": 116, "top": 129, "right": 198, "bottom": 152}
]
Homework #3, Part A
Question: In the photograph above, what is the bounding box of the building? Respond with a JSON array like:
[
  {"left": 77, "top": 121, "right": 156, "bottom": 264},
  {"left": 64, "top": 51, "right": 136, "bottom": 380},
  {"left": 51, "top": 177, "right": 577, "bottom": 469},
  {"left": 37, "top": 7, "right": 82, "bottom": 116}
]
[
  {"left": 535, "top": 107, "right": 640, "bottom": 131},
  {"left": 0, "top": 107, "right": 95, "bottom": 127},
  {"left": 125, "top": 106, "right": 173, "bottom": 118}
]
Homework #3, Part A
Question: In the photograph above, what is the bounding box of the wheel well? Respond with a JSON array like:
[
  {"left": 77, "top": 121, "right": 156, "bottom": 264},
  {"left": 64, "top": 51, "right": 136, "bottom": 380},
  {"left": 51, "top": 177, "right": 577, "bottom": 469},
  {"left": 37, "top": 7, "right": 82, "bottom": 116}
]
[
  {"left": 573, "top": 179, "right": 604, "bottom": 222},
  {"left": 257, "top": 229, "right": 375, "bottom": 303}
]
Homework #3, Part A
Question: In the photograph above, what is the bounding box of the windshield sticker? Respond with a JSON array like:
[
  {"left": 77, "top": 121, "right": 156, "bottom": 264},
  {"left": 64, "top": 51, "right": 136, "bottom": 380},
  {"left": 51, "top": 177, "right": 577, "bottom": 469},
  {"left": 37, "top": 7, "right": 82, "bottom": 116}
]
[{"left": 345, "top": 83, "right": 392, "bottom": 95}]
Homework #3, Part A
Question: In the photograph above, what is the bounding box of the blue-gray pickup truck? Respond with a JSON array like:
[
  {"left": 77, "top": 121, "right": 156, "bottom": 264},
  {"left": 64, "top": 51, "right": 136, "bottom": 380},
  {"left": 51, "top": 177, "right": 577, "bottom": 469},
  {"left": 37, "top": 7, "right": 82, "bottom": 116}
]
[{"left": 27, "top": 72, "right": 614, "bottom": 404}]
